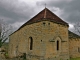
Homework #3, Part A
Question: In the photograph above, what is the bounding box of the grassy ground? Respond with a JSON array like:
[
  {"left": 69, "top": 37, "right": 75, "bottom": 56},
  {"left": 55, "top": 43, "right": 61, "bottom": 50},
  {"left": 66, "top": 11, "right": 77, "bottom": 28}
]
[{"left": 70, "top": 57, "right": 80, "bottom": 60}]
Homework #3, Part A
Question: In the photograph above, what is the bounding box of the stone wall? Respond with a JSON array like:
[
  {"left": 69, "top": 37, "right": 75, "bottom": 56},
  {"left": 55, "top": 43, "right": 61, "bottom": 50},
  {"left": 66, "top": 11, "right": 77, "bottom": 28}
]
[
  {"left": 69, "top": 38, "right": 80, "bottom": 58},
  {"left": 8, "top": 20, "right": 69, "bottom": 60}
]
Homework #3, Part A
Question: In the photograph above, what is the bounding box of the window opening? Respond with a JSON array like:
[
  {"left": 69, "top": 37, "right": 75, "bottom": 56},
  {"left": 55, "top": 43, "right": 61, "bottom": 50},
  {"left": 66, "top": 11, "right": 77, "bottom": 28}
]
[
  {"left": 29, "top": 37, "right": 33, "bottom": 50},
  {"left": 43, "top": 22, "right": 45, "bottom": 26},
  {"left": 57, "top": 40, "right": 59, "bottom": 50}
]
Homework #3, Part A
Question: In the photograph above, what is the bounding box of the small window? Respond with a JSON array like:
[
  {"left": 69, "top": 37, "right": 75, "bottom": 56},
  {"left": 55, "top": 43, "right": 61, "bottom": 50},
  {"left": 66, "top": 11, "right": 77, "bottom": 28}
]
[
  {"left": 48, "top": 23, "right": 50, "bottom": 25},
  {"left": 43, "top": 22, "right": 45, "bottom": 26},
  {"left": 29, "top": 37, "right": 33, "bottom": 50},
  {"left": 57, "top": 40, "right": 59, "bottom": 50},
  {"left": 41, "top": 40, "right": 42, "bottom": 42}
]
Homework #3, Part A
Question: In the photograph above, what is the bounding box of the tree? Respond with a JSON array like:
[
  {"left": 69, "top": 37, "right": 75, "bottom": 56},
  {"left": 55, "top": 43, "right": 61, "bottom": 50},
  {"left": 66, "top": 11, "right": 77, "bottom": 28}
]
[
  {"left": 74, "top": 22, "right": 80, "bottom": 35},
  {"left": 0, "top": 19, "right": 13, "bottom": 47}
]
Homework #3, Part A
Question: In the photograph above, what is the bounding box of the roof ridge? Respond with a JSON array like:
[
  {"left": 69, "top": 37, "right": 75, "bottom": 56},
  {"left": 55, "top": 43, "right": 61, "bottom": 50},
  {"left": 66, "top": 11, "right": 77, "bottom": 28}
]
[
  {"left": 19, "top": 8, "right": 69, "bottom": 29},
  {"left": 10, "top": 8, "right": 69, "bottom": 36},
  {"left": 44, "top": 8, "right": 47, "bottom": 18}
]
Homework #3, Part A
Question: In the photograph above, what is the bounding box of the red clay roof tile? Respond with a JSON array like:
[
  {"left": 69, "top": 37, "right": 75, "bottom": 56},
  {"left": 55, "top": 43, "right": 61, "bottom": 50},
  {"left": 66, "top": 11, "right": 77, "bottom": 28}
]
[
  {"left": 19, "top": 8, "right": 68, "bottom": 30},
  {"left": 10, "top": 8, "right": 69, "bottom": 35}
]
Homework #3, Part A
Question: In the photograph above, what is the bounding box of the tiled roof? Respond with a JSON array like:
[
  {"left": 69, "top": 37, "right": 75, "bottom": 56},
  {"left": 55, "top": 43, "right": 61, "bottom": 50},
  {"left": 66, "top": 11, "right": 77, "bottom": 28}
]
[
  {"left": 18, "top": 8, "right": 68, "bottom": 30},
  {"left": 68, "top": 31, "right": 80, "bottom": 38},
  {"left": 27, "top": 8, "right": 68, "bottom": 24},
  {"left": 10, "top": 8, "right": 69, "bottom": 35}
]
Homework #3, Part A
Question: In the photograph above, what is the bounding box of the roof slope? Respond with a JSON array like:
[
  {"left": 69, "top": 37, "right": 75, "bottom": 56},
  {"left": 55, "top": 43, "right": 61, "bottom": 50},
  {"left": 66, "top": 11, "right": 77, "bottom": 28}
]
[
  {"left": 19, "top": 8, "right": 68, "bottom": 30},
  {"left": 27, "top": 8, "right": 68, "bottom": 24},
  {"left": 10, "top": 8, "right": 69, "bottom": 35},
  {"left": 68, "top": 31, "right": 80, "bottom": 38}
]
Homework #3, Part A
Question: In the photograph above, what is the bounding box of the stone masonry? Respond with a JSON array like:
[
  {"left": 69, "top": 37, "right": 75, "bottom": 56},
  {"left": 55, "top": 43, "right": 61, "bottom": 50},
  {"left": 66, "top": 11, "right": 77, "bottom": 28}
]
[
  {"left": 8, "top": 8, "right": 80, "bottom": 60},
  {"left": 9, "top": 21, "right": 69, "bottom": 60}
]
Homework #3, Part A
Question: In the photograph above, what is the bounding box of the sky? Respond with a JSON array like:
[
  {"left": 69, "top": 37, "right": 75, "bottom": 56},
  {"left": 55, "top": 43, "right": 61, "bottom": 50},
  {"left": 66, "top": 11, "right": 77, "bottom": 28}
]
[{"left": 0, "top": 0, "right": 80, "bottom": 33}]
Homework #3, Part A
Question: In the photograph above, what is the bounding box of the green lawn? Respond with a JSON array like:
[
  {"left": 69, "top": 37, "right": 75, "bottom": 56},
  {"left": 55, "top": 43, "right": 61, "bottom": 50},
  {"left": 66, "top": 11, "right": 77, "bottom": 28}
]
[{"left": 70, "top": 57, "right": 80, "bottom": 60}]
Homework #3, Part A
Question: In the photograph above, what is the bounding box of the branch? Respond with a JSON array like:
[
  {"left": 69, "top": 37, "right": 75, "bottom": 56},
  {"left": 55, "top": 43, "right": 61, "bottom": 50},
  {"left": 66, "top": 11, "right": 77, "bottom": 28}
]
[{"left": 2, "top": 37, "right": 8, "bottom": 44}]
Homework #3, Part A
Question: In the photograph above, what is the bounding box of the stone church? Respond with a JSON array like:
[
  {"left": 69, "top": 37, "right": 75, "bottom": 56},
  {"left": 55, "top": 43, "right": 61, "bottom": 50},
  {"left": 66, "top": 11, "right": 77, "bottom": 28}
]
[{"left": 8, "top": 8, "right": 80, "bottom": 60}]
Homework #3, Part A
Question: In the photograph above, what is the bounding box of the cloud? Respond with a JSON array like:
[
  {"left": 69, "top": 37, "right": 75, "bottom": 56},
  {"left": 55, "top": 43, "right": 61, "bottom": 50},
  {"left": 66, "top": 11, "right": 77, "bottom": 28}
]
[
  {"left": 0, "top": 0, "right": 37, "bottom": 27},
  {"left": 37, "top": 0, "right": 80, "bottom": 32},
  {"left": 11, "top": 21, "right": 25, "bottom": 31},
  {"left": 69, "top": 24, "right": 75, "bottom": 32},
  {"left": 0, "top": 0, "right": 80, "bottom": 33}
]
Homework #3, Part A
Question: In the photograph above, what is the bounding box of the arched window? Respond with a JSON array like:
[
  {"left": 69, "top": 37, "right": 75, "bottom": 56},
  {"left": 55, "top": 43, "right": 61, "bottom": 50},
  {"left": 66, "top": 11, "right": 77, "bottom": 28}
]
[
  {"left": 57, "top": 40, "right": 59, "bottom": 50},
  {"left": 29, "top": 37, "right": 33, "bottom": 50}
]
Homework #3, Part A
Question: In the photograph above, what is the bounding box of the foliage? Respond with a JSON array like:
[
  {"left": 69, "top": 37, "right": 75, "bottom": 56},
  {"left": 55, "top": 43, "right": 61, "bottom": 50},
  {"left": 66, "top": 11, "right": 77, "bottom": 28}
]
[{"left": 70, "top": 57, "right": 80, "bottom": 60}]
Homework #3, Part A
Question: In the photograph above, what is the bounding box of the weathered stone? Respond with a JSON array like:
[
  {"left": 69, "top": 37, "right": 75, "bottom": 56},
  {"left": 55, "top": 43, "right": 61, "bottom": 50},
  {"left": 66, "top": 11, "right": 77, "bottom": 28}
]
[
  {"left": 8, "top": 8, "right": 80, "bottom": 60},
  {"left": 8, "top": 21, "right": 69, "bottom": 60}
]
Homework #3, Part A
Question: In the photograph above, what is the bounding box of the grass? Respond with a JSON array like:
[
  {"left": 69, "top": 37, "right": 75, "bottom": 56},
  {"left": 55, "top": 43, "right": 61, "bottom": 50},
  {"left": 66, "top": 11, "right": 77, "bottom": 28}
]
[{"left": 70, "top": 57, "right": 80, "bottom": 60}]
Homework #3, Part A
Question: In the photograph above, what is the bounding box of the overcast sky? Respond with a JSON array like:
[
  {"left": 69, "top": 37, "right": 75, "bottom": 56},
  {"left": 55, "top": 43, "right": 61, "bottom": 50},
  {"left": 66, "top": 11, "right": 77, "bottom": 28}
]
[{"left": 0, "top": 0, "right": 80, "bottom": 33}]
